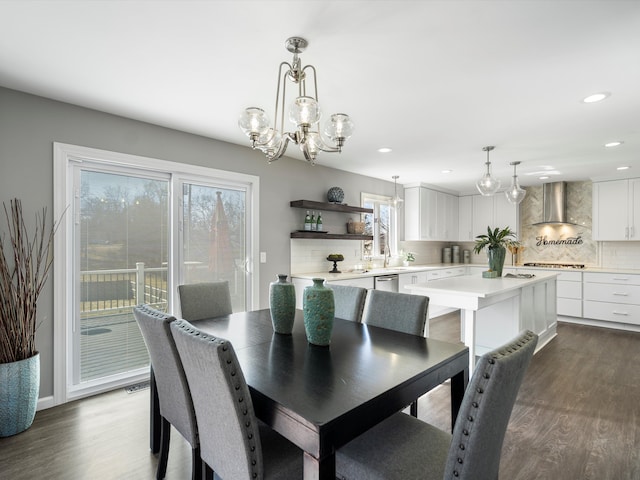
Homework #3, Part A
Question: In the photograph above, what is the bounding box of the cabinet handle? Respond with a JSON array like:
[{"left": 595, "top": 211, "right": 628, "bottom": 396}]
[
  {"left": 613, "top": 311, "right": 629, "bottom": 316},
  {"left": 613, "top": 292, "right": 629, "bottom": 296}
]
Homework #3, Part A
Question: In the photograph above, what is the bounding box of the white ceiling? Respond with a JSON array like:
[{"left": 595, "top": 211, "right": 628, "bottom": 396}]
[{"left": 1, "top": 0, "right": 639, "bottom": 194}]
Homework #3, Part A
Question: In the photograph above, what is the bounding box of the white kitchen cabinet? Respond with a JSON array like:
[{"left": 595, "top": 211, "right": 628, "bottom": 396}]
[
  {"left": 472, "top": 194, "right": 518, "bottom": 239},
  {"left": 398, "top": 271, "right": 428, "bottom": 294},
  {"left": 291, "top": 276, "right": 374, "bottom": 310},
  {"left": 556, "top": 271, "right": 583, "bottom": 317},
  {"left": 583, "top": 272, "right": 640, "bottom": 326},
  {"left": 404, "top": 185, "right": 458, "bottom": 241},
  {"left": 457, "top": 195, "right": 473, "bottom": 241},
  {"left": 592, "top": 179, "right": 640, "bottom": 241}
]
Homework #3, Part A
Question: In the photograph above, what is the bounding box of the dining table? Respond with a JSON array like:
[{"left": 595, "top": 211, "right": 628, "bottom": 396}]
[{"left": 150, "top": 309, "right": 469, "bottom": 480}]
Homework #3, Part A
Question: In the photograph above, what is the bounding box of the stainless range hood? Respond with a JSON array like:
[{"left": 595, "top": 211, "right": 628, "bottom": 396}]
[{"left": 533, "top": 181, "right": 577, "bottom": 225}]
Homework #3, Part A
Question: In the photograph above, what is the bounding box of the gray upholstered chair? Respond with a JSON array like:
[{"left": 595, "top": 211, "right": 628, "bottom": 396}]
[
  {"left": 362, "top": 289, "right": 429, "bottom": 416},
  {"left": 361, "top": 289, "right": 429, "bottom": 336},
  {"left": 177, "top": 281, "right": 232, "bottom": 321},
  {"left": 327, "top": 284, "right": 368, "bottom": 322},
  {"left": 336, "top": 330, "right": 539, "bottom": 480},
  {"left": 170, "top": 319, "right": 303, "bottom": 480},
  {"left": 132, "top": 305, "right": 201, "bottom": 480}
]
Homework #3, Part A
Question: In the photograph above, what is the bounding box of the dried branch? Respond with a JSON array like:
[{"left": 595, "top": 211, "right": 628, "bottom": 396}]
[{"left": 0, "top": 199, "right": 60, "bottom": 364}]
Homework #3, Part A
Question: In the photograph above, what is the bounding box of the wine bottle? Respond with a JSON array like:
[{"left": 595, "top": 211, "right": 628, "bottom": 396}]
[
  {"left": 304, "top": 210, "right": 312, "bottom": 231},
  {"left": 316, "top": 212, "right": 323, "bottom": 231},
  {"left": 310, "top": 211, "right": 317, "bottom": 231}
]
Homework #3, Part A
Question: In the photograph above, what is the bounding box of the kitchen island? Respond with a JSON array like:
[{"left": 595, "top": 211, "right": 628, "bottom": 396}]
[{"left": 406, "top": 271, "right": 558, "bottom": 373}]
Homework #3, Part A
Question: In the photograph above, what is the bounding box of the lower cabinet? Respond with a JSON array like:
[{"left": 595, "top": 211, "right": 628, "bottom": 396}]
[
  {"left": 291, "top": 276, "right": 374, "bottom": 311},
  {"left": 556, "top": 271, "right": 583, "bottom": 317},
  {"left": 583, "top": 272, "right": 640, "bottom": 326}
]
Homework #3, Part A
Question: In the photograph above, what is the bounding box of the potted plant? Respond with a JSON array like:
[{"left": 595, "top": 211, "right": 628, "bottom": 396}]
[
  {"left": 473, "top": 226, "right": 519, "bottom": 277},
  {"left": 402, "top": 251, "right": 416, "bottom": 267},
  {"left": 0, "top": 199, "right": 59, "bottom": 437}
]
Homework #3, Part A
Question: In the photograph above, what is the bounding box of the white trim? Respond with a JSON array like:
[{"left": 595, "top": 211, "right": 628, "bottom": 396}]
[{"left": 53, "top": 142, "right": 260, "bottom": 405}]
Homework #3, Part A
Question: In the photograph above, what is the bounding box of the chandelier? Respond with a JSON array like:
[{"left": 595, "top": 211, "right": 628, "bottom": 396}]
[
  {"left": 238, "top": 37, "right": 354, "bottom": 165},
  {"left": 505, "top": 161, "right": 527, "bottom": 204},
  {"left": 476, "top": 146, "right": 501, "bottom": 196}
]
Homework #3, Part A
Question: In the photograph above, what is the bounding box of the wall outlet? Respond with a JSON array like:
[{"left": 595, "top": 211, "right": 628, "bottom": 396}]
[{"left": 260, "top": 252, "right": 267, "bottom": 263}]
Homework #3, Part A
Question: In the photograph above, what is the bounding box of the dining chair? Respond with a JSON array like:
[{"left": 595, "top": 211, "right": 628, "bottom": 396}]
[
  {"left": 361, "top": 289, "right": 430, "bottom": 416},
  {"left": 361, "top": 289, "right": 429, "bottom": 336},
  {"left": 336, "top": 330, "right": 539, "bottom": 480},
  {"left": 170, "top": 318, "right": 304, "bottom": 480},
  {"left": 177, "top": 281, "right": 232, "bottom": 321},
  {"left": 327, "top": 284, "right": 368, "bottom": 322},
  {"left": 132, "top": 305, "right": 202, "bottom": 480}
]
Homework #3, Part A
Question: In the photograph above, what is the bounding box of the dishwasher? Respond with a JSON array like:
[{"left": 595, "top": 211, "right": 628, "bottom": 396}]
[{"left": 374, "top": 274, "right": 399, "bottom": 292}]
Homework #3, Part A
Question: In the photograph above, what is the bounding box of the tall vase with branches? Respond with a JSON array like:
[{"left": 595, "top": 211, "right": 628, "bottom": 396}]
[{"left": 0, "top": 199, "right": 59, "bottom": 436}]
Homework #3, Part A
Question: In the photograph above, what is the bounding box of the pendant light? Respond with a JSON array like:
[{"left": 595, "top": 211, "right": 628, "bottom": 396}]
[
  {"left": 476, "top": 146, "right": 501, "bottom": 196},
  {"left": 392, "top": 175, "right": 404, "bottom": 209},
  {"left": 505, "top": 161, "right": 527, "bottom": 204}
]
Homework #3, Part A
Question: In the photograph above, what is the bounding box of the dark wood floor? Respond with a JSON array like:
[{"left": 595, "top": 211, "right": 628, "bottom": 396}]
[{"left": 1, "top": 314, "right": 639, "bottom": 479}]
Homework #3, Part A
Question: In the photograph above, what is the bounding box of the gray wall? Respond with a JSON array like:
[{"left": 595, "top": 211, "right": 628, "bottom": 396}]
[{"left": 0, "top": 87, "right": 397, "bottom": 400}]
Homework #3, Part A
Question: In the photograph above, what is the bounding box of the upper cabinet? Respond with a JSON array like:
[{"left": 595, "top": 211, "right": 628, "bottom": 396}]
[
  {"left": 467, "top": 193, "right": 519, "bottom": 239},
  {"left": 592, "top": 179, "right": 640, "bottom": 241},
  {"left": 404, "top": 185, "right": 459, "bottom": 241}
]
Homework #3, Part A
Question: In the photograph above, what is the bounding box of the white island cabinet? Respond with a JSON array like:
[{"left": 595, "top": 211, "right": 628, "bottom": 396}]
[{"left": 406, "top": 272, "right": 557, "bottom": 373}]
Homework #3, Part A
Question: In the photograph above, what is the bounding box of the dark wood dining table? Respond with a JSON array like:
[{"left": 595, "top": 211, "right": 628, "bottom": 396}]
[{"left": 150, "top": 309, "right": 469, "bottom": 480}]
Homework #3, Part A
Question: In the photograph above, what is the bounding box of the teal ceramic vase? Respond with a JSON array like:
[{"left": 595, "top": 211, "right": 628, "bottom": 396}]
[
  {"left": 269, "top": 274, "right": 296, "bottom": 334},
  {"left": 303, "top": 278, "right": 335, "bottom": 346},
  {"left": 0, "top": 353, "right": 40, "bottom": 437},
  {"left": 487, "top": 246, "right": 507, "bottom": 277}
]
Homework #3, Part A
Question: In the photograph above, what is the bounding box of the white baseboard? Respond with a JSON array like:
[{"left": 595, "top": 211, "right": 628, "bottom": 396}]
[
  {"left": 558, "top": 315, "right": 640, "bottom": 333},
  {"left": 37, "top": 395, "right": 55, "bottom": 411}
]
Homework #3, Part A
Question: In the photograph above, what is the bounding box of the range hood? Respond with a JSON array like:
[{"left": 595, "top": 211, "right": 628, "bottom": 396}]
[{"left": 533, "top": 181, "right": 577, "bottom": 225}]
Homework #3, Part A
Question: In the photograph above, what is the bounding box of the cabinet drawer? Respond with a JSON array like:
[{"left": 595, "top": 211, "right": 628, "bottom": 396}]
[
  {"left": 557, "top": 281, "right": 582, "bottom": 299},
  {"left": 583, "top": 283, "right": 640, "bottom": 305},
  {"left": 584, "top": 272, "right": 640, "bottom": 286},
  {"left": 427, "top": 267, "right": 465, "bottom": 280},
  {"left": 583, "top": 300, "right": 640, "bottom": 325},
  {"left": 557, "top": 271, "right": 582, "bottom": 282},
  {"left": 557, "top": 298, "right": 582, "bottom": 317}
]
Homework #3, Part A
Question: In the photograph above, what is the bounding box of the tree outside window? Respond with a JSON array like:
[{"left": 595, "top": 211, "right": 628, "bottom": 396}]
[{"left": 361, "top": 193, "right": 397, "bottom": 260}]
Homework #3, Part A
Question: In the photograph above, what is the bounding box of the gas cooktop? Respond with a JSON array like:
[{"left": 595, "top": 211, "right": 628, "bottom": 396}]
[{"left": 522, "top": 262, "right": 585, "bottom": 269}]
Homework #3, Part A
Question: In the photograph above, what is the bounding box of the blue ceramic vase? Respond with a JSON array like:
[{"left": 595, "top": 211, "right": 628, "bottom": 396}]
[
  {"left": 303, "top": 278, "right": 335, "bottom": 346},
  {"left": 0, "top": 353, "right": 40, "bottom": 437},
  {"left": 269, "top": 274, "right": 296, "bottom": 334}
]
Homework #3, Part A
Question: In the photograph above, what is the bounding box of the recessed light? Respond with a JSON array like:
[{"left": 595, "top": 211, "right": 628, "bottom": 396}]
[
  {"left": 582, "top": 92, "right": 611, "bottom": 103},
  {"left": 605, "top": 141, "right": 623, "bottom": 147},
  {"left": 441, "top": 169, "right": 452, "bottom": 174},
  {"left": 377, "top": 147, "right": 392, "bottom": 153},
  {"left": 539, "top": 176, "right": 550, "bottom": 180},
  {"left": 617, "top": 166, "right": 631, "bottom": 171}
]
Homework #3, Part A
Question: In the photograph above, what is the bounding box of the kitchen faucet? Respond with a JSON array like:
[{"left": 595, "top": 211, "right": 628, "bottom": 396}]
[{"left": 383, "top": 244, "right": 390, "bottom": 268}]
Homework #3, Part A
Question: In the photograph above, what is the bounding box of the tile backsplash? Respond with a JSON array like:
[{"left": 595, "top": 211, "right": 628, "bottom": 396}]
[{"left": 518, "top": 181, "right": 597, "bottom": 266}]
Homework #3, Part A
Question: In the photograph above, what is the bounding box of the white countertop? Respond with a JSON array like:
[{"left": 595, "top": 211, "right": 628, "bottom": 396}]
[
  {"left": 291, "top": 263, "right": 640, "bottom": 281},
  {"left": 291, "top": 264, "right": 463, "bottom": 281},
  {"left": 405, "top": 271, "right": 559, "bottom": 299}
]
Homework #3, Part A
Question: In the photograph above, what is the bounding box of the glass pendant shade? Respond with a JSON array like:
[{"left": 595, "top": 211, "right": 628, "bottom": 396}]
[
  {"left": 392, "top": 175, "right": 404, "bottom": 209},
  {"left": 290, "top": 96, "right": 321, "bottom": 127},
  {"left": 256, "top": 128, "right": 282, "bottom": 153},
  {"left": 325, "top": 113, "right": 354, "bottom": 145},
  {"left": 476, "top": 146, "right": 501, "bottom": 196},
  {"left": 505, "top": 161, "right": 527, "bottom": 204},
  {"left": 476, "top": 172, "right": 501, "bottom": 196},
  {"left": 238, "top": 107, "right": 270, "bottom": 140}
]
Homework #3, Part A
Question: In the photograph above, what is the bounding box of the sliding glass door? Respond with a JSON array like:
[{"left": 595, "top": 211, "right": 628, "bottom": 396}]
[{"left": 55, "top": 143, "right": 258, "bottom": 401}]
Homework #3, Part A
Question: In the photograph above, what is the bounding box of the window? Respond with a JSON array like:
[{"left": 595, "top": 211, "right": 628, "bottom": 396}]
[{"left": 361, "top": 193, "right": 397, "bottom": 259}]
